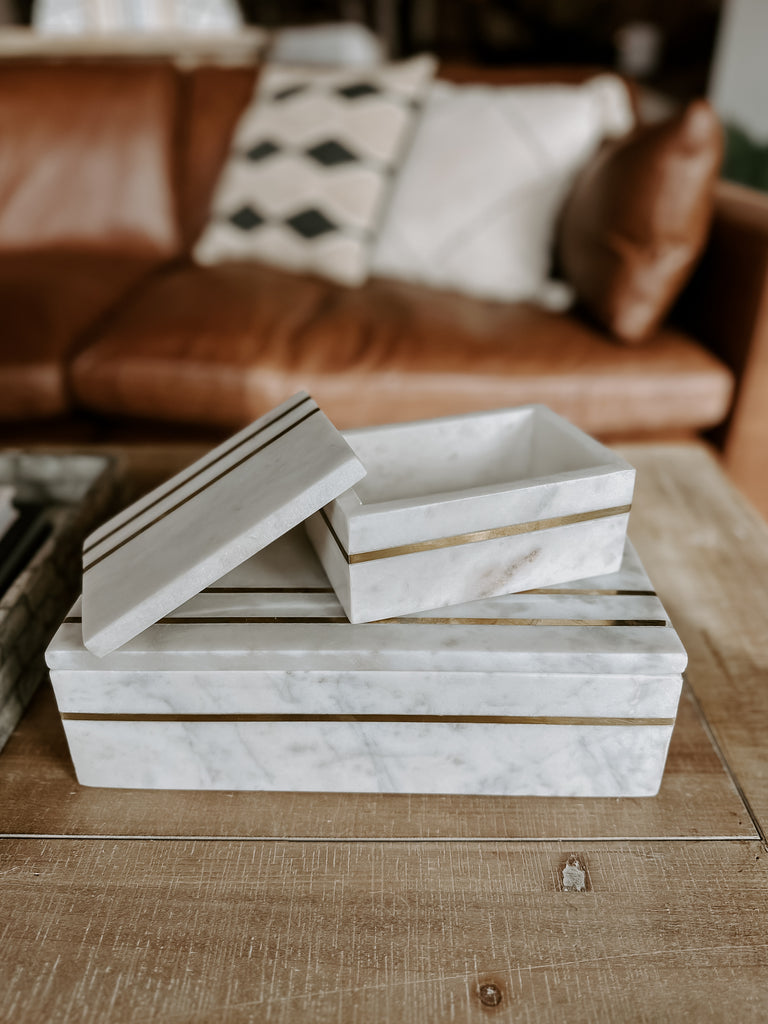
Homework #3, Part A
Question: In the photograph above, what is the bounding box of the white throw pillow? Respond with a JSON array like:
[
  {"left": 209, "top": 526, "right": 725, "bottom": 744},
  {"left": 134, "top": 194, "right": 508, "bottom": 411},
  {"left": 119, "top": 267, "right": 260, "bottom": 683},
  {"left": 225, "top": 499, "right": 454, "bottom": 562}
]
[
  {"left": 195, "top": 55, "right": 436, "bottom": 287},
  {"left": 371, "top": 75, "right": 634, "bottom": 305}
]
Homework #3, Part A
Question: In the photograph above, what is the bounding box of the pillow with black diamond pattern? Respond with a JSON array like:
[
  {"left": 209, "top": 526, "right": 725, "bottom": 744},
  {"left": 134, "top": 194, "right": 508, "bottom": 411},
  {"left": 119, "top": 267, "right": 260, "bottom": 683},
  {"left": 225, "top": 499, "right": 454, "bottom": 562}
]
[{"left": 194, "top": 55, "right": 436, "bottom": 286}]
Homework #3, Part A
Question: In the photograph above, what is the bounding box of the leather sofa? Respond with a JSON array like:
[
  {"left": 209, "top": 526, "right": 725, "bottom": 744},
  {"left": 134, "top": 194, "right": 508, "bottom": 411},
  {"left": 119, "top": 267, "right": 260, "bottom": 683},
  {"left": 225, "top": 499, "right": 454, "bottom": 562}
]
[{"left": 0, "top": 56, "right": 765, "bottom": 506}]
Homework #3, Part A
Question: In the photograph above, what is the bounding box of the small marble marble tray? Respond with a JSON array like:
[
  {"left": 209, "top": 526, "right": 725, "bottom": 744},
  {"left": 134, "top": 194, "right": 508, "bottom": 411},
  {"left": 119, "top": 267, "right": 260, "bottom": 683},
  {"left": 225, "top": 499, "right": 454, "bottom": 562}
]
[
  {"left": 305, "top": 405, "right": 636, "bottom": 623},
  {"left": 0, "top": 453, "right": 121, "bottom": 752},
  {"left": 46, "top": 529, "right": 687, "bottom": 796}
]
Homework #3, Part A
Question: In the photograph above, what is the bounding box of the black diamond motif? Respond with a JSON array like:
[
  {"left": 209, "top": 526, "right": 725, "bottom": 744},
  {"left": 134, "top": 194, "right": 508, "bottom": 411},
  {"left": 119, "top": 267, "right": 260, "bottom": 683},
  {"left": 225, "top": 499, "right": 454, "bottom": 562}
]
[
  {"left": 306, "top": 139, "right": 358, "bottom": 167},
  {"left": 286, "top": 208, "right": 336, "bottom": 239},
  {"left": 229, "top": 205, "right": 265, "bottom": 231},
  {"left": 246, "top": 140, "right": 280, "bottom": 162},
  {"left": 273, "top": 83, "right": 308, "bottom": 102},
  {"left": 337, "top": 82, "right": 380, "bottom": 100}
]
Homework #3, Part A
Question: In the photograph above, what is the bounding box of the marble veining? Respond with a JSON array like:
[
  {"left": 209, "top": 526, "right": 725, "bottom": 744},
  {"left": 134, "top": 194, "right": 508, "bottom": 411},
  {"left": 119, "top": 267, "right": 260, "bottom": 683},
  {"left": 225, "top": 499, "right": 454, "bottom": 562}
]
[
  {"left": 307, "top": 509, "right": 631, "bottom": 623},
  {"left": 50, "top": 668, "right": 683, "bottom": 718},
  {"left": 61, "top": 719, "right": 675, "bottom": 796}
]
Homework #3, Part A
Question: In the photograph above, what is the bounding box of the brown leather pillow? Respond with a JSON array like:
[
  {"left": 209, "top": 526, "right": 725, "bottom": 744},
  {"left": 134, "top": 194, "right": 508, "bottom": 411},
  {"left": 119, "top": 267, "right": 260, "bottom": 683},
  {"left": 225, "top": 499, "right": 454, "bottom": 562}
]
[{"left": 557, "top": 100, "right": 723, "bottom": 345}]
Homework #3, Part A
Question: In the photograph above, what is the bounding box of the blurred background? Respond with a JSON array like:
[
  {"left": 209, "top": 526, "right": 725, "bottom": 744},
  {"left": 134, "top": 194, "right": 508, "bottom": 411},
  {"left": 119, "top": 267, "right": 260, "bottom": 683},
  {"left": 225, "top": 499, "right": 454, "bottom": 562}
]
[
  {"left": 0, "top": 0, "right": 764, "bottom": 182},
  {"left": 0, "top": 0, "right": 766, "bottom": 516}
]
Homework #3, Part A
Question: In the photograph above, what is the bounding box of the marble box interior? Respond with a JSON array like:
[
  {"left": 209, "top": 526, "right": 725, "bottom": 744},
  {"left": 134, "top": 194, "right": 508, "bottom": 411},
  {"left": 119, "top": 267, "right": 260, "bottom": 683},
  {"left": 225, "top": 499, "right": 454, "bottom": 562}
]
[
  {"left": 305, "top": 404, "right": 636, "bottom": 623},
  {"left": 46, "top": 528, "right": 687, "bottom": 797}
]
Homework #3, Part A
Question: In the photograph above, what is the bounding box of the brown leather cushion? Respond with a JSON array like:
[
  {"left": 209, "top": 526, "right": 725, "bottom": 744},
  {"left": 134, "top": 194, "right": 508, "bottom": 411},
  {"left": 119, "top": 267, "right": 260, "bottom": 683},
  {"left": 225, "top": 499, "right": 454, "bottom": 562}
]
[
  {"left": 0, "top": 63, "right": 179, "bottom": 256},
  {"left": 71, "top": 264, "right": 733, "bottom": 436},
  {"left": 558, "top": 100, "right": 723, "bottom": 345},
  {"left": 176, "top": 65, "right": 258, "bottom": 250},
  {"left": 0, "top": 252, "right": 161, "bottom": 419},
  {"left": 71, "top": 262, "right": 331, "bottom": 425}
]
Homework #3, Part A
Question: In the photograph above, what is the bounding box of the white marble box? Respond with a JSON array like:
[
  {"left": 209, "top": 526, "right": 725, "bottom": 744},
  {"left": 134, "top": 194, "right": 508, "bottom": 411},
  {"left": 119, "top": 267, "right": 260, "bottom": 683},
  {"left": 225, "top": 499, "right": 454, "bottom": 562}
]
[
  {"left": 45, "top": 529, "right": 687, "bottom": 797},
  {"left": 305, "top": 405, "right": 636, "bottom": 623}
]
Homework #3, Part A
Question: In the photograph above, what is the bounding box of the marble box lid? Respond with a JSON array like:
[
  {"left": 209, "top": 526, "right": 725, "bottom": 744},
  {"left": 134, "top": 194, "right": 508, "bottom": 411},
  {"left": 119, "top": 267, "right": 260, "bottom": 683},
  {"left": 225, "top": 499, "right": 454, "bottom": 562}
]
[
  {"left": 51, "top": 528, "right": 688, "bottom": 676},
  {"left": 79, "top": 393, "right": 366, "bottom": 658}
]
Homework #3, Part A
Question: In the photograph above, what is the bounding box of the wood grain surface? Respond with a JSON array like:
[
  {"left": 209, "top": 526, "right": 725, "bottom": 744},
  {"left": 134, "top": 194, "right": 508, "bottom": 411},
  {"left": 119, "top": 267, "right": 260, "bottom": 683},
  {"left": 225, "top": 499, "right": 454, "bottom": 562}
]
[
  {"left": 2, "top": 838, "right": 767, "bottom": 1024},
  {"left": 623, "top": 443, "right": 768, "bottom": 840},
  {"left": 1, "top": 442, "right": 767, "bottom": 1023}
]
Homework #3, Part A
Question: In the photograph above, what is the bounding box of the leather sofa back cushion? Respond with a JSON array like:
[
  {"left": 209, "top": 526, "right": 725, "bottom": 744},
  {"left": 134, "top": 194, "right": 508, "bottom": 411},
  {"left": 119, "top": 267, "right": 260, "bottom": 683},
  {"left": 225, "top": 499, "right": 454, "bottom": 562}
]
[
  {"left": 0, "top": 63, "right": 179, "bottom": 256},
  {"left": 558, "top": 99, "right": 723, "bottom": 345}
]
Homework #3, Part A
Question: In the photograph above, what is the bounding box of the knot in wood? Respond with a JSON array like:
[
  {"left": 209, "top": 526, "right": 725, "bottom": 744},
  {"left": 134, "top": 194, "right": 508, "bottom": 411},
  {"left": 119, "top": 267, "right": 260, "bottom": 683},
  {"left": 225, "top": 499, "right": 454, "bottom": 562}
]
[{"left": 478, "top": 982, "right": 503, "bottom": 1007}]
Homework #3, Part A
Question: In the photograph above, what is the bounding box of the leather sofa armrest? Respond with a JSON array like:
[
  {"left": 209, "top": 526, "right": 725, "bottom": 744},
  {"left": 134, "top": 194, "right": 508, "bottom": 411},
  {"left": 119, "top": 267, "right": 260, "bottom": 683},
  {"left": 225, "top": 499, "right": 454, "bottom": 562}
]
[{"left": 674, "top": 179, "right": 768, "bottom": 503}]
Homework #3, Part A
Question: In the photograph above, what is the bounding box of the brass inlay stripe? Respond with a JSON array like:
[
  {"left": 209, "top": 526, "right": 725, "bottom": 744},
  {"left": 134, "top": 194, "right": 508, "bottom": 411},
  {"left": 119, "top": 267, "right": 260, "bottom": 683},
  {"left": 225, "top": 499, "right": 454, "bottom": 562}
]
[
  {"left": 60, "top": 712, "right": 675, "bottom": 727},
  {"left": 83, "top": 394, "right": 312, "bottom": 555},
  {"left": 380, "top": 617, "right": 668, "bottom": 627},
  {"left": 64, "top": 615, "right": 351, "bottom": 626},
  {"left": 521, "top": 588, "right": 656, "bottom": 596},
  {"left": 201, "top": 586, "right": 654, "bottom": 597},
  {"left": 83, "top": 405, "right": 321, "bottom": 574},
  {"left": 321, "top": 504, "right": 632, "bottom": 565},
  {"left": 201, "top": 587, "right": 335, "bottom": 594},
  {"left": 63, "top": 615, "right": 668, "bottom": 627}
]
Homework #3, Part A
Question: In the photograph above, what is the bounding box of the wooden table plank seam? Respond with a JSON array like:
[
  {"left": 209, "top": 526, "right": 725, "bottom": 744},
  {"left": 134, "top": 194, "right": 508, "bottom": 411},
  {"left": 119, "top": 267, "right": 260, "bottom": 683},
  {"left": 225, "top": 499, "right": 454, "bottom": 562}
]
[
  {"left": 0, "top": 834, "right": 762, "bottom": 842},
  {"left": 683, "top": 680, "right": 768, "bottom": 849}
]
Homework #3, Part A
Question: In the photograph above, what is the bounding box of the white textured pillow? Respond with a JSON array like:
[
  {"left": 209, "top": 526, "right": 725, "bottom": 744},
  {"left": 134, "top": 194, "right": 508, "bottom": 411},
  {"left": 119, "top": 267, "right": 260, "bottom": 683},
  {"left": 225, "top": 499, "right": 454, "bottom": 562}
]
[
  {"left": 195, "top": 55, "right": 436, "bottom": 286},
  {"left": 371, "top": 75, "right": 634, "bottom": 305}
]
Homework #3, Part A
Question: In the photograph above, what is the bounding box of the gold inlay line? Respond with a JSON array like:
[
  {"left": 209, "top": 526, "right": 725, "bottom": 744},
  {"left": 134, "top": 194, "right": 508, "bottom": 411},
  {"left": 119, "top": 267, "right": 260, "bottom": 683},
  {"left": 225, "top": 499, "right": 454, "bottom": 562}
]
[
  {"left": 521, "top": 587, "right": 656, "bottom": 596},
  {"left": 60, "top": 712, "right": 675, "bottom": 727},
  {"left": 201, "top": 587, "right": 335, "bottom": 594},
  {"left": 83, "top": 405, "right": 320, "bottom": 574},
  {"left": 321, "top": 504, "right": 632, "bottom": 565},
  {"left": 83, "top": 394, "right": 312, "bottom": 555},
  {"left": 63, "top": 616, "right": 667, "bottom": 627},
  {"left": 380, "top": 617, "right": 667, "bottom": 627}
]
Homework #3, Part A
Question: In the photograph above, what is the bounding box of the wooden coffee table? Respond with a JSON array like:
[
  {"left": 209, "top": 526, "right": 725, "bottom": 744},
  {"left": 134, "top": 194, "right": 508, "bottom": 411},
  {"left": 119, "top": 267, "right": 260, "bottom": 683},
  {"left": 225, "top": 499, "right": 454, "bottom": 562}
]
[{"left": 1, "top": 443, "right": 766, "bottom": 1023}]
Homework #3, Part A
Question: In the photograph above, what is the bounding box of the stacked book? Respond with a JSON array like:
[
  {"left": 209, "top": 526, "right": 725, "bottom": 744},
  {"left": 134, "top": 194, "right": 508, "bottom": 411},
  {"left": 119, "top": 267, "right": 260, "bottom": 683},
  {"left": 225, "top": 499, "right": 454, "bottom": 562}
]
[{"left": 46, "top": 396, "right": 687, "bottom": 795}]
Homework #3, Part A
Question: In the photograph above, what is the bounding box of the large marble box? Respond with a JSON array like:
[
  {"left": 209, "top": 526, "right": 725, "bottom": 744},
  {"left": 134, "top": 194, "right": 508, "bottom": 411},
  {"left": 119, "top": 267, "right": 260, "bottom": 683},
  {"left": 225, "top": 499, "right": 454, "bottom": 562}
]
[
  {"left": 305, "top": 405, "right": 636, "bottom": 623},
  {"left": 45, "top": 529, "right": 687, "bottom": 796}
]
